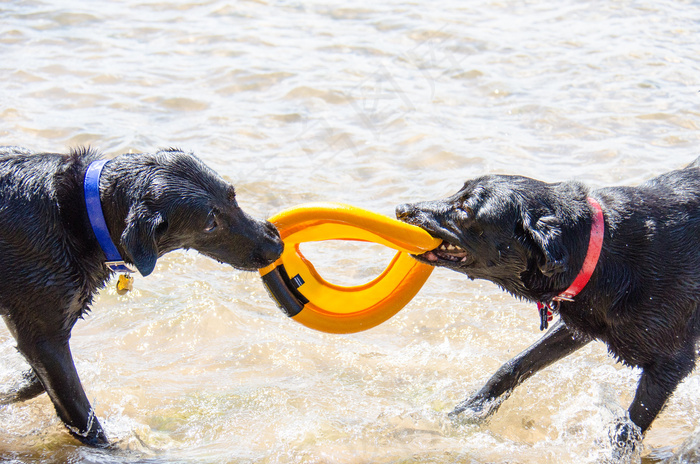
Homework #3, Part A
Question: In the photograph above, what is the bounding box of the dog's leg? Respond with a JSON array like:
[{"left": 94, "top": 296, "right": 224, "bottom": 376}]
[
  {"left": 449, "top": 319, "right": 589, "bottom": 421},
  {"left": 18, "top": 337, "right": 109, "bottom": 446},
  {"left": 0, "top": 369, "right": 45, "bottom": 405},
  {"left": 608, "top": 348, "right": 696, "bottom": 457},
  {"left": 627, "top": 349, "right": 696, "bottom": 435}
]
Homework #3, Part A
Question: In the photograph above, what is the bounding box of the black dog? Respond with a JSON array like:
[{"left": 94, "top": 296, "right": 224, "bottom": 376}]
[
  {"left": 0, "top": 146, "right": 283, "bottom": 446},
  {"left": 396, "top": 158, "right": 699, "bottom": 444}
]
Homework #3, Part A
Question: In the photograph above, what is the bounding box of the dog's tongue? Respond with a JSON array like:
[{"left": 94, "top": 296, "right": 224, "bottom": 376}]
[{"left": 421, "top": 251, "right": 439, "bottom": 262}]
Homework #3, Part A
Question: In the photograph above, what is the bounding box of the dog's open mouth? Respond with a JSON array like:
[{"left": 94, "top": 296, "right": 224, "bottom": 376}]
[{"left": 420, "top": 240, "right": 470, "bottom": 264}]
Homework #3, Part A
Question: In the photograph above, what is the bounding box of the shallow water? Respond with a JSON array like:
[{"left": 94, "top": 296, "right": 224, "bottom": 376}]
[{"left": 1, "top": 0, "right": 700, "bottom": 463}]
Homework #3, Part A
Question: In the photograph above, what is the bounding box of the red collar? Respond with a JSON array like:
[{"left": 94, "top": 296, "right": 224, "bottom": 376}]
[{"left": 538, "top": 197, "right": 604, "bottom": 330}]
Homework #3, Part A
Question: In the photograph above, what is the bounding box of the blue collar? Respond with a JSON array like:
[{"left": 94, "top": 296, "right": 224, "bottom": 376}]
[{"left": 84, "top": 160, "right": 134, "bottom": 274}]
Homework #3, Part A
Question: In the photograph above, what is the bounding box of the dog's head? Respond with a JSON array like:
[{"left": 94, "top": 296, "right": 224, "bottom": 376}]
[
  {"left": 105, "top": 149, "right": 283, "bottom": 276},
  {"left": 396, "top": 175, "right": 590, "bottom": 298}
]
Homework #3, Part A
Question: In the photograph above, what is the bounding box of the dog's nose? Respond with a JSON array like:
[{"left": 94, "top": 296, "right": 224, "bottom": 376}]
[
  {"left": 395, "top": 203, "right": 414, "bottom": 221},
  {"left": 261, "top": 221, "right": 284, "bottom": 263},
  {"left": 256, "top": 240, "right": 283, "bottom": 267},
  {"left": 262, "top": 241, "right": 284, "bottom": 264}
]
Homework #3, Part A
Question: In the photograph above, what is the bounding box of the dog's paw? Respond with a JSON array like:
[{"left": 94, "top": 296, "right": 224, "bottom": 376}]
[
  {"left": 607, "top": 417, "right": 643, "bottom": 463},
  {"left": 448, "top": 391, "right": 509, "bottom": 425}
]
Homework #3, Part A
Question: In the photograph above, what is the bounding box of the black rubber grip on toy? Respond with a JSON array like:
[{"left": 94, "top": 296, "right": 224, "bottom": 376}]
[{"left": 261, "top": 264, "right": 309, "bottom": 317}]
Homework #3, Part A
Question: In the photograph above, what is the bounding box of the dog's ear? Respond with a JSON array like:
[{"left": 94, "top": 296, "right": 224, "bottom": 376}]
[
  {"left": 121, "top": 205, "right": 167, "bottom": 277},
  {"left": 523, "top": 213, "right": 568, "bottom": 277}
]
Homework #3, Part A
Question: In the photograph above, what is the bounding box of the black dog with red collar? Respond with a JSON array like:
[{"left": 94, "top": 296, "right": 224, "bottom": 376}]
[{"left": 397, "top": 158, "right": 700, "bottom": 449}]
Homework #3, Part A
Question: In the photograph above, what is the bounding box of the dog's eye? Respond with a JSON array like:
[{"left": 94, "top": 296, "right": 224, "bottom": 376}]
[{"left": 204, "top": 212, "right": 218, "bottom": 233}]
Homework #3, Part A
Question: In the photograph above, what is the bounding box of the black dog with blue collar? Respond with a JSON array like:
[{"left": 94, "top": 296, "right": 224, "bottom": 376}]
[{"left": 0, "top": 146, "right": 282, "bottom": 446}]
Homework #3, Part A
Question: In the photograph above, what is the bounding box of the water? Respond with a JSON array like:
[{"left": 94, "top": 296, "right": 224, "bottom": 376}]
[{"left": 1, "top": 0, "right": 699, "bottom": 462}]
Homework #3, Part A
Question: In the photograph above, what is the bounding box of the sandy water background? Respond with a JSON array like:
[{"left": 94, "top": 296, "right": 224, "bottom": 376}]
[{"left": 1, "top": 1, "right": 700, "bottom": 463}]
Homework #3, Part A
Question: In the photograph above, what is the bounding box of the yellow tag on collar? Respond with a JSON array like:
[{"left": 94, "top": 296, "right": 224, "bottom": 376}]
[{"left": 116, "top": 274, "right": 134, "bottom": 295}]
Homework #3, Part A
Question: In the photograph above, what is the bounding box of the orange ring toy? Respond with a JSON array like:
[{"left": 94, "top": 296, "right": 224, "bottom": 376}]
[{"left": 259, "top": 202, "right": 441, "bottom": 334}]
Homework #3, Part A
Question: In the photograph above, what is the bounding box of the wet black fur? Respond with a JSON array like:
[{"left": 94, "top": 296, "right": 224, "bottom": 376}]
[
  {"left": 0, "top": 146, "right": 283, "bottom": 446},
  {"left": 396, "top": 157, "right": 700, "bottom": 442}
]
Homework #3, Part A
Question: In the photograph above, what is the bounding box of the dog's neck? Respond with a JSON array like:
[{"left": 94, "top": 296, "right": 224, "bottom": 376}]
[
  {"left": 84, "top": 159, "right": 135, "bottom": 274},
  {"left": 554, "top": 197, "right": 605, "bottom": 301},
  {"left": 537, "top": 197, "right": 604, "bottom": 329}
]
